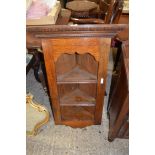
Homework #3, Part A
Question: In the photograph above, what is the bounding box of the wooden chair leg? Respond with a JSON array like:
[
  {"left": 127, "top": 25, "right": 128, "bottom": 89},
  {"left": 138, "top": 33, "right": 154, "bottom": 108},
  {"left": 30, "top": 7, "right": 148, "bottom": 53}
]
[
  {"left": 32, "top": 51, "right": 41, "bottom": 82},
  {"left": 28, "top": 49, "right": 48, "bottom": 93}
]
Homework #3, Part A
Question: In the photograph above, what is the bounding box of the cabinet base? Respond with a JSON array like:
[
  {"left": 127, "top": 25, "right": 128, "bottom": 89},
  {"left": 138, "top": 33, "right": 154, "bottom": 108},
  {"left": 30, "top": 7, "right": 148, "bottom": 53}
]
[{"left": 55, "top": 120, "right": 101, "bottom": 128}]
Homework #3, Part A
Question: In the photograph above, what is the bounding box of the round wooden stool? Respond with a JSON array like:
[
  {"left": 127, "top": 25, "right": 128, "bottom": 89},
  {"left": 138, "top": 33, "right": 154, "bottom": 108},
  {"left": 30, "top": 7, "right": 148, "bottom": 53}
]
[{"left": 66, "top": 0, "right": 98, "bottom": 18}]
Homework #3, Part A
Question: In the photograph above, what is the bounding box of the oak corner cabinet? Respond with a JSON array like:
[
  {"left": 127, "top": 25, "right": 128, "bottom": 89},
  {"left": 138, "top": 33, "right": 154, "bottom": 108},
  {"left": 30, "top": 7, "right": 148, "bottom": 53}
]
[
  {"left": 27, "top": 24, "right": 127, "bottom": 128},
  {"left": 42, "top": 37, "right": 111, "bottom": 128}
]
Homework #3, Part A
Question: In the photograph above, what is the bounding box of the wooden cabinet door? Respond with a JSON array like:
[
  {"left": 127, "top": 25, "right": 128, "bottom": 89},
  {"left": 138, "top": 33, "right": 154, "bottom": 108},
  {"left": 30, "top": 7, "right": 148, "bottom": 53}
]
[{"left": 42, "top": 37, "right": 111, "bottom": 128}]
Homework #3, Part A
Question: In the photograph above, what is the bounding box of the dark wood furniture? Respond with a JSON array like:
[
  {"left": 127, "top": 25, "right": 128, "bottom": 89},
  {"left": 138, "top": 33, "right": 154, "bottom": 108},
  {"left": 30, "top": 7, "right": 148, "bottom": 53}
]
[
  {"left": 66, "top": 0, "right": 99, "bottom": 20},
  {"left": 108, "top": 41, "right": 129, "bottom": 141},
  {"left": 27, "top": 24, "right": 127, "bottom": 128},
  {"left": 66, "top": 0, "right": 124, "bottom": 24},
  {"left": 66, "top": 0, "right": 98, "bottom": 13},
  {"left": 54, "top": 9, "right": 71, "bottom": 25},
  {"left": 26, "top": 48, "right": 48, "bottom": 92},
  {"left": 113, "top": 11, "right": 129, "bottom": 70}
]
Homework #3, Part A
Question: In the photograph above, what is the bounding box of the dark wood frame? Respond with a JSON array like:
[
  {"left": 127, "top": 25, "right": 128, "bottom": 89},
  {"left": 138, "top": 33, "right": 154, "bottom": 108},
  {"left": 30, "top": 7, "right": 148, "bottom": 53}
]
[{"left": 108, "top": 41, "right": 129, "bottom": 141}]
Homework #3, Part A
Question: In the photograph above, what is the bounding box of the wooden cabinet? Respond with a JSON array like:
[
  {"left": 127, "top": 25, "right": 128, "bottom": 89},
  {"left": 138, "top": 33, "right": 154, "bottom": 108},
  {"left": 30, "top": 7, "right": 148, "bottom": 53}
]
[
  {"left": 42, "top": 38, "right": 111, "bottom": 127},
  {"left": 26, "top": 24, "right": 127, "bottom": 128},
  {"left": 108, "top": 41, "right": 129, "bottom": 141}
]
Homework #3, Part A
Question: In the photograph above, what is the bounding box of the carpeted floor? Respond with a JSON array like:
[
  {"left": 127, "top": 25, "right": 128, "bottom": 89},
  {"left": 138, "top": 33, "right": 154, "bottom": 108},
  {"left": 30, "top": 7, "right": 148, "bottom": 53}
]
[{"left": 26, "top": 50, "right": 129, "bottom": 155}]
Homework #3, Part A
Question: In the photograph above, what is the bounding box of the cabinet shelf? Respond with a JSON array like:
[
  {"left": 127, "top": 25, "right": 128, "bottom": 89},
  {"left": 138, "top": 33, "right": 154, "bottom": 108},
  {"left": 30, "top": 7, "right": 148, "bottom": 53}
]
[
  {"left": 57, "top": 66, "right": 97, "bottom": 84},
  {"left": 60, "top": 88, "right": 96, "bottom": 106}
]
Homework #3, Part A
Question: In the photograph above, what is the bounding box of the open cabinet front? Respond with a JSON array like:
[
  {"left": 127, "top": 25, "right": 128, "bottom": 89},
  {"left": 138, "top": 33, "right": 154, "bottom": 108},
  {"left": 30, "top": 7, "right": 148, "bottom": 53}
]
[{"left": 42, "top": 37, "right": 111, "bottom": 128}]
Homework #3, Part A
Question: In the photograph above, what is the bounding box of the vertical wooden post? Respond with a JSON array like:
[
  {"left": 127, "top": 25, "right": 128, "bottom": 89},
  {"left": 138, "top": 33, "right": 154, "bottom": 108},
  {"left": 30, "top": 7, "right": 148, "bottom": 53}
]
[
  {"left": 42, "top": 40, "right": 62, "bottom": 124},
  {"left": 94, "top": 38, "right": 111, "bottom": 124}
]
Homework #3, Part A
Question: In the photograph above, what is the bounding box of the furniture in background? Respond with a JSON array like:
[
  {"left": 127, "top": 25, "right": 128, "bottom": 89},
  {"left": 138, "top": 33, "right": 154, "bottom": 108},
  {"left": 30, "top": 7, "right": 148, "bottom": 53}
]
[
  {"left": 108, "top": 41, "right": 129, "bottom": 141},
  {"left": 107, "top": 2, "right": 129, "bottom": 140},
  {"left": 105, "top": 0, "right": 124, "bottom": 24},
  {"left": 26, "top": 49, "right": 48, "bottom": 93},
  {"left": 66, "top": 0, "right": 124, "bottom": 24},
  {"left": 55, "top": 8, "right": 71, "bottom": 24},
  {"left": 113, "top": 6, "right": 129, "bottom": 70},
  {"left": 66, "top": 0, "right": 98, "bottom": 17}
]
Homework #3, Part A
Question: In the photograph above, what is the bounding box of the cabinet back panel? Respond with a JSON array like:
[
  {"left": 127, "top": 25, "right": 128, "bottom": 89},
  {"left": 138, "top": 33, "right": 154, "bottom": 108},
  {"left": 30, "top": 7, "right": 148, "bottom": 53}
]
[
  {"left": 58, "top": 83, "right": 97, "bottom": 98},
  {"left": 79, "top": 83, "right": 97, "bottom": 98},
  {"left": 61, "top": 106, "right": 95, "bottom": 121},
  {"left": 55, "top": 53, "right": 98, "bottom": 76},
  {"left": 58, "top": 84, "right": 77, "bottom": 98},
  {"left": 77, "top": 53, "right": 98, "bottom": 75},
  {"left": 55, "top": 54, "right": 76, "bottom": 75}
]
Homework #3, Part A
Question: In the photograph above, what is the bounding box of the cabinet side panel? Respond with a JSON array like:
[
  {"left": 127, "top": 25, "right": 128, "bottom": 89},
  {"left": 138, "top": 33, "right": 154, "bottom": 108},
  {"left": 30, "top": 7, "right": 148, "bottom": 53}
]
[
  {"left": 95, "top": 38, "right": 111, "bottom": 124},
  {"left": 42, "top": 39, "right": 61, "bottom": 124}
]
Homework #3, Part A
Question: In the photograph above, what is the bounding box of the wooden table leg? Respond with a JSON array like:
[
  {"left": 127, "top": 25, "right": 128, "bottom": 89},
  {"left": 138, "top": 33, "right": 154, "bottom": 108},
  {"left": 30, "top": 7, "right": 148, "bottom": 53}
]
[{"left": 27, "top": 49, "right": 48, "bottom": 93}]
